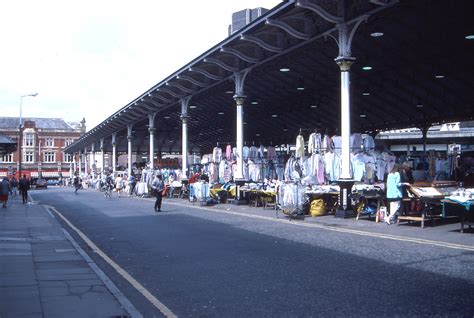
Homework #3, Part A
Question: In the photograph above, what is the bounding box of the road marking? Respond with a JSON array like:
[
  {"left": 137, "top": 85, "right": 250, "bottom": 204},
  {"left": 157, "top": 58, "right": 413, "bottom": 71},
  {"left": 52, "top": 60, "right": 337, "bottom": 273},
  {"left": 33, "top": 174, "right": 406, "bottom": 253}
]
[
  {"left": 46, "top": 206, "right": 177, "bottom": 318},
  {"left": 166, "top": 201, "right": 474, "bottom": 252},
  {"left": 0, "top": 237, "right": 31, "bottom": 242}
]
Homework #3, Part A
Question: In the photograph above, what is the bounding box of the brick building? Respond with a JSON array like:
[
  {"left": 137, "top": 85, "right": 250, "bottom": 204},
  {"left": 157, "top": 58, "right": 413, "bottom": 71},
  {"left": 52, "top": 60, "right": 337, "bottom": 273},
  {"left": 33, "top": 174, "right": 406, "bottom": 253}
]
[{"left": 0, "top": 117, "right": 85, "bottom": 180}]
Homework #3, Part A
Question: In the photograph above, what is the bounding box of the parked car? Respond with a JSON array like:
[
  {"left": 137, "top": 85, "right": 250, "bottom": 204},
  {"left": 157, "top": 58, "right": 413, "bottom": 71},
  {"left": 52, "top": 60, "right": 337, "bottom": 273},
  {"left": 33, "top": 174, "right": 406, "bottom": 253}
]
[
  {"left": 36, "top": 178, "right": 48, "bottom": 189},
  {"left": 47, "top": 179, "right": 60, "bottom": 186}
]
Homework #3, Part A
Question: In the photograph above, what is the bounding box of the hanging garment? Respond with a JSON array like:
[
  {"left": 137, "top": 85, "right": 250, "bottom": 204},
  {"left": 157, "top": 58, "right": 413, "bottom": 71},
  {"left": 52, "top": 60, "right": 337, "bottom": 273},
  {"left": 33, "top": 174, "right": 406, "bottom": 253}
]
[
  {"left": 351, "top": 133, "right": 363, "bottom": 151},
  {"left": 324, "top": 152, "right": 335, "bottom": 182},
  {"left": 248, "top": 160, "right": 258, "bottom": 182},
  {"left": 321, "top": 135, "right": 334, "bottom": 152},
  {"left": 317, "top": 156, "right": 325, "bottom": 184},
  {"left": 351, "top": 152, "right": 366, "bottom": 181},
  {"left": 309, "top": 153, "right": 319, "bottom": 178},
  {"left": 332, "top": 135, "right": 342, "bottom": 154},
  {"left": 249, "top": 146, "right": 258, "bottom": 160},
  {"left": 295, "top": 134, "right": 305, "bottom": 158},
  {"left": 257, "top": 145, "right": 265, "bottom": 159},
  {"left": 363, "top": 135, "right": 375, "bottom": 150},
  {"left": 219, "top": 160, "right": 226, "bottom": 182},
  {"left": 223, "top": 162, "right": 232, "bottom": 183},
  {"left": 243, "top": 161, "right": 249, "bottom": 180},
  {"left": 242, "top": 146, "right": 250, "bottom": 160},
  {"left": 226, "top": 144, "right": 232, "bottom": 160},
  {"left": 267, "top": 146, "right": 276, "bottom": 159},
  {"left": 276, "top": 165, "right": 285, "bottom": 181},
  {"left": 308, "top": 133, "right": 322, "bottom": 154},
  {"left": 212, "top": 147, "right": 222, "bottom": 163},
  {"left": 333, "top": 153, "right": 341, "bottom": 181},
  {"left": 376, "top": 155, "right": 387, "bottom": 182},
  {"left": 285, "top": 156, "right": 295, "bottom": 180}
]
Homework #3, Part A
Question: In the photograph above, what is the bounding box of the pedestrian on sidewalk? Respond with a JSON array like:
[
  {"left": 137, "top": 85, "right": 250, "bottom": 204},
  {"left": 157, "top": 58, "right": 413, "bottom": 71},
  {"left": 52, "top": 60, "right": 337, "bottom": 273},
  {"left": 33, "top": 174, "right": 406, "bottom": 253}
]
[
  {"left": 128, "top": 173, "right": 136, "bottom": 197},
  {"left": 115, "top": 174, "right": 124, "bottom": 198},
  {"left": 18, "top": 174, "right": 30, "bottom": 204},
  {"left": 151, "top": 174, "right": 165, "bottom": 212},
  {"left": 10, "top": 177, "right": 18, "bottom": 196},
  {"left": 0, "top": 176, "right": 12, "bottom": 208},
  {"left": 73, "top": 173, "right": 82, "bottom": 194}
]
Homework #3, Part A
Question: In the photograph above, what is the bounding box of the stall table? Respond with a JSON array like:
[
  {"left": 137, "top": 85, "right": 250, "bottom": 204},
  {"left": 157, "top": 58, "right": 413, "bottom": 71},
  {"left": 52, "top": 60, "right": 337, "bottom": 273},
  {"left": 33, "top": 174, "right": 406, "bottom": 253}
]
[
  {"left": 397, "top": 186, "right": 444, "bottom": 228},
  {"left": 442, "top": 196, "right": 474, "bottom": 233},
  {"left": 355, "top": 194, "right": 386, "bottom": 222}
]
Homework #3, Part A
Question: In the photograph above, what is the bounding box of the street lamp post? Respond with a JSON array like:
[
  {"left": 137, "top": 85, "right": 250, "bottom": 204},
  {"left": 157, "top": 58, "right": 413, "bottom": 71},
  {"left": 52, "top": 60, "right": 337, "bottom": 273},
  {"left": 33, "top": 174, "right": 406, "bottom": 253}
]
[{"left": 17, "top": 93, "right": 38, "bottom": 180}]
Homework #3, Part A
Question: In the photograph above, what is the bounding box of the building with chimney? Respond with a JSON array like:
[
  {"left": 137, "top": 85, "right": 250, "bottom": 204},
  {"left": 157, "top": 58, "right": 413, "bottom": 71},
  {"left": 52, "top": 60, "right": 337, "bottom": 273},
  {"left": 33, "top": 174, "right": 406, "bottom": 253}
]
[{"left": 228, "top": 7, "right": 269, "bottom": 35}]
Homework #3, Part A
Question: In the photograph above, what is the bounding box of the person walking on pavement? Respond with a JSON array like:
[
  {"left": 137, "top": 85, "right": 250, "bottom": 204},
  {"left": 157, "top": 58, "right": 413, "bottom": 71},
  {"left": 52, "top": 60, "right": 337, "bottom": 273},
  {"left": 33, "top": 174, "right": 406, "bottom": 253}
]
[
  {"left": 115, "top": 174, "right": 124, "bottom": 198},
  {"left": 18, "top": 174, "right": 30, "bottom": 204},
  {"left": 151, "top": 174, "right": 165, "bottom": 212},
  {"left": 73, "top": 173, "right": 82, "bottom": 194},
  {"left": 0, "top": 177, "right": 12, "bottom": 208},
  {"left": 10, "top": 177, "right": 18, "bottom": 196},
  {"left": 128, "top": 173, "right": 136, "bottom": 197}
]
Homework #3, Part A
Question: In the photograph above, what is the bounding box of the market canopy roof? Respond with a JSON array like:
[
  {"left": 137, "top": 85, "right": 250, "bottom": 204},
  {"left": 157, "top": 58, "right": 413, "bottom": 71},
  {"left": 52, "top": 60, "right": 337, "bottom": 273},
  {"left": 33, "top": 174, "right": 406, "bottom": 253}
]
[{"left": 66, "top": 0, "right": 474, "bottom": 155}]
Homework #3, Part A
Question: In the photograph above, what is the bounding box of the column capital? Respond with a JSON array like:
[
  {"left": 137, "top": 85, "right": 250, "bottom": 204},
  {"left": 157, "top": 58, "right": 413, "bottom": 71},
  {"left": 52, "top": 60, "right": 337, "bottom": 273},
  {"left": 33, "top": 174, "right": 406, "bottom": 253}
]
[
  {"left": 233, "top": 95, "right": 247, "bottom": 106},
  {"left": 127, "top": 136, "right": 133, "bottom": 141},
  {"left": 180, "top": 115, "right": 190, "bottom": 123},
  {"left": 148, "top": 127, "right": 156, "bottom": 134},
  {"left": 335, "top": 56, "right": 355, "bottom": 72}
]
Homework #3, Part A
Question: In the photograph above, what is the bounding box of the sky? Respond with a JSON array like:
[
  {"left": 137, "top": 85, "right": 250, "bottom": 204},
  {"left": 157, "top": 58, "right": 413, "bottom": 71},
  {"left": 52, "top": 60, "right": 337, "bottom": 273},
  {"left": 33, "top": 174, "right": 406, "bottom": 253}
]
[{"left": 0, "top": 0, "right": 282, "bottom": 131}]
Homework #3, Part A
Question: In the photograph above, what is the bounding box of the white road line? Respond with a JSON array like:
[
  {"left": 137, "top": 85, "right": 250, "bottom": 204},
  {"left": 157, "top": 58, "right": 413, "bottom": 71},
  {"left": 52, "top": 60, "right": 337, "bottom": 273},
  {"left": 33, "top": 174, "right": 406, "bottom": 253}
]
[
  {"left": 166, "top": 200, "right": 474, "bottom": 252},
  {"left": 47, "top": 206, "right": 177, "bottom": 318}
]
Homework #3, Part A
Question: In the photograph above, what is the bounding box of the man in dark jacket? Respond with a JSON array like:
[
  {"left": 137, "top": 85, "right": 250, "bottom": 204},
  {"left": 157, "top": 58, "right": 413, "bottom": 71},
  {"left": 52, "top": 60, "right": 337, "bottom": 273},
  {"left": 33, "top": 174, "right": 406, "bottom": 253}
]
[
  {"left": 151, "top": 174, "right": 165, "bottom": 212},
  {"left": 10, "top": 178, "right": 18, "bottom": 196},
  {"left": 73, "top": 173, "right": 82, "bottom": 194},
  {"left": 18, "top": 175, "right": 30, "bottom": 204}
]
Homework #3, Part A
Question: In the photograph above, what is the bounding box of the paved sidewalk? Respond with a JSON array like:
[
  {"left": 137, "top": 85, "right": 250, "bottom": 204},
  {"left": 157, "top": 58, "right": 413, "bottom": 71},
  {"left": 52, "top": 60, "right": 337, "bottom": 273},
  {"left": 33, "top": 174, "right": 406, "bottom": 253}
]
[{"left": 0, "top": 194, "right": 140, "bottom": 318}]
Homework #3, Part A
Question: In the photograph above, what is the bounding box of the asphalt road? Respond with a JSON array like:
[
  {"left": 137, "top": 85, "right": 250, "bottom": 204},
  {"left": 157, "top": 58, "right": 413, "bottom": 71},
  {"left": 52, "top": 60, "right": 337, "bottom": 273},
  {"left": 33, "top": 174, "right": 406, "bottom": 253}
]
[{"left": 31, "top": 187, "right": 474, "bottom": 317}]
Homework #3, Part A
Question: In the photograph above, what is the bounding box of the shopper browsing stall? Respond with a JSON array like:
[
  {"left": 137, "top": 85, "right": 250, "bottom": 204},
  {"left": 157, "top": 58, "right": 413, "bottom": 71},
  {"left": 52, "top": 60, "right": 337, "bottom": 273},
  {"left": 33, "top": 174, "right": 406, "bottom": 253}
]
[{"left": 385, "top": 164, "right": 406, "bottom": 224}]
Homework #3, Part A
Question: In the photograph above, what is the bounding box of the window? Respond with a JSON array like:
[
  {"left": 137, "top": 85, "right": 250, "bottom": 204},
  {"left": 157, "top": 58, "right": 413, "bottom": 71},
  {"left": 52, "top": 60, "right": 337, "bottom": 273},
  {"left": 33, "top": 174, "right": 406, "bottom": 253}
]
[
  {"left": 0, "top": 154, "right": 13, "bottom": 163},
  {"left": 45, "top": 137, "right": 54, "bottom": 147},
  {"left": 44, "top": 152, "right": 55, "bottom": 163},
  {"left": 64, "top": 153, "right": 72, "bottom": 163},
  {"left": 24, "top": 151, "right": 34, "bottom": 163},
  {"left": 65, "top": 138, "right": 74, "bottom": 146},
  {"left": 24, "top": 134, "right": 34, "bottom": 147}
]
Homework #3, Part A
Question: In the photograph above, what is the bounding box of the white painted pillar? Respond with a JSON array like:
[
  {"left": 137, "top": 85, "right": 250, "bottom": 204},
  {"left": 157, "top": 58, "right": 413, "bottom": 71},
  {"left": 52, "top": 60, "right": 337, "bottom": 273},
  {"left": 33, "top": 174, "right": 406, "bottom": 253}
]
[
  {"left": 100, "top": 138, "right": 105, "bottom": 177},
  {"left": 234, "top": 96, "right": 245, "bottom": 180},
  {"left": 148, "top": 113, "right": 156, "bottom": 166},
  {"left": 84, "top": 147, "right": 88, "bottom": 176},
  {"left": 338, "top": 61, "right": 352, "bottom": 179},
  {"left": 78, "top": 152, "right": 82, "bottom": 175},
  {"left": 180, "top": 98, "right": 190, "bottom": 180},
  {"left": 112, "top": 134, "right": 117, "bottom": 175},
  {"left": 127, "top": 124, "right": 133, "bottom": 177},
  {"left": 73, "top": 152, "right": 77, "bottom": 173},
  {"left": 91, "top": 143, "right": 96, "bottom": 175}
]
